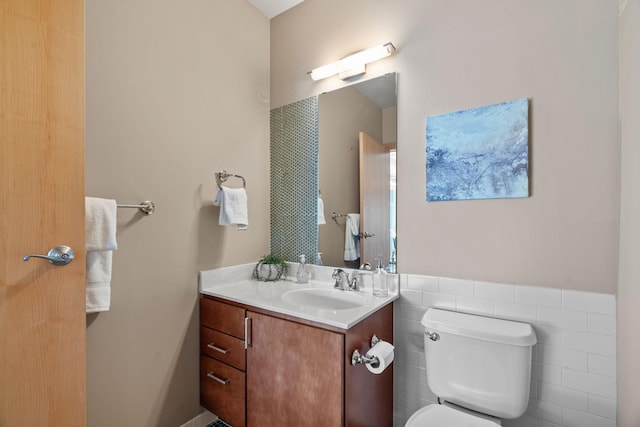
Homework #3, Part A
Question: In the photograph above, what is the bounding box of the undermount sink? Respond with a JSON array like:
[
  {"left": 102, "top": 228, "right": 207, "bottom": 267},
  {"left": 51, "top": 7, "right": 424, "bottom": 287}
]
[{"left": 281, "top": 288, "right": 366, "bottom": 311}]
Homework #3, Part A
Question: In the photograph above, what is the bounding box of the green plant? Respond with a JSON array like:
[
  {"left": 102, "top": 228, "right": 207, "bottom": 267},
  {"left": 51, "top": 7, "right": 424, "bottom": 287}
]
[
  {"left": 253, "top": 254, "right": 287, "bottom": 281},
  {"left": 257, "top": 254, "right": 287, "bottom": 267}
]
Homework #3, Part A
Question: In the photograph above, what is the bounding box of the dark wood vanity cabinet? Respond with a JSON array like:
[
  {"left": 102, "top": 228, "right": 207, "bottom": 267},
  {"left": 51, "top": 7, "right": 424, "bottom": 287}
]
[
  {"left": 200, "top": 298, "right": 247, "bottom": 427},
  {"left": 199, "top": 294, "right": 393, "bottom": 427},
  {"left": 247, "top": 311, "right": 344, "bottom": 426}
]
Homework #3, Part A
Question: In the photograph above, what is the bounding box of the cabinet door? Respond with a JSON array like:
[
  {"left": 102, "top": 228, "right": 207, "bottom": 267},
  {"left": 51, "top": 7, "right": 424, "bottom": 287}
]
[
  {"left": 201, "top": 326, "right": 246, "bottom": 371},
  {"left": 345, "top": 303, "right": 394, "bottom": 426},
  {"left": 201, "top": 355, "right": 246, "bottom": 427},
  {"left": 200, "top": 297, "right": 246, "bottom": 339},
  {"left": 247, "top": 312, "right": 344, "bottom": 427}
]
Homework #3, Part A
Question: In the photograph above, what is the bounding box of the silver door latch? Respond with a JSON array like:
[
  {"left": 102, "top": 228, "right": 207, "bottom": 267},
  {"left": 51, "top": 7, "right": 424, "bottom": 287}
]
[{"left": 23, "top": 246, "right": 74, "bottom": 266}]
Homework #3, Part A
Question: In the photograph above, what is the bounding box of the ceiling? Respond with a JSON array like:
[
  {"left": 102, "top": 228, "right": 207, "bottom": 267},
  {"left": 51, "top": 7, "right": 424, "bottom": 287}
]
[{"left": 248, "top": 0, "right": 304, "bottom": 19}]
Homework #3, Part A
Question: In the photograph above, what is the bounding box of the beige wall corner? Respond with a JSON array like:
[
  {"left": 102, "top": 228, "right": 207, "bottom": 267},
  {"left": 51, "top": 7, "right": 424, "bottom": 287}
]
[
  {"left": 617, "top": 0, "right": 640, "bottom": 425},
  {"left": 85, "top": 1, "right": 270, "bottom": 425}
]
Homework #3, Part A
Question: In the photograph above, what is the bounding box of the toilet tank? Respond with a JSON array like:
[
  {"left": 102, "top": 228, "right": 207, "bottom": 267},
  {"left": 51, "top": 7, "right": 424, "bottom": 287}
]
[{"left": 422, "top": 309, "right": 537, "bottom": 419}]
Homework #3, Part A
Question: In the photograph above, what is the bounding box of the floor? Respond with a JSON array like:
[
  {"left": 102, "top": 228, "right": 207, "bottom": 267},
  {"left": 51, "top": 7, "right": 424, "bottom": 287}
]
[{"left": 206, "top": 420, "right": 232, "bottom": 427}]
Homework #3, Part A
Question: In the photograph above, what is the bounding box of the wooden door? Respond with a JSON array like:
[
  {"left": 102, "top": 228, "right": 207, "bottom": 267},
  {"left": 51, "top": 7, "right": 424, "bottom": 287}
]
[
  {"left": 359, "top": 132, "right": 390, "bottom": 267},
  {"left": 0, "top": 1, "right": 86, "bottom": 425},
  {"left": 246, "top": 312, "right": 344, "bottom": 426}
]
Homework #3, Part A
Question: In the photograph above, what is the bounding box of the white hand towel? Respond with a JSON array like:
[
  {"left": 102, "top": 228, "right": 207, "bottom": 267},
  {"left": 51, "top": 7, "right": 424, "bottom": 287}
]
[
  {"left": 85, "top": 197, "right": 118, "bottom": 251},
  {"left": 85, "top": 197, "right": 118, "bottom": 313},
  {"left": 317, "top": 196, "right": 326, "bottom": 225},
  {"left": 214, "top": 186, "right": 249, "bottom": 230},
  {"left": 86, "top": 251, "right": 113, "bottom": 313},
  {"left": 344, "top": 213, "right": 360, "bottom": 261}
]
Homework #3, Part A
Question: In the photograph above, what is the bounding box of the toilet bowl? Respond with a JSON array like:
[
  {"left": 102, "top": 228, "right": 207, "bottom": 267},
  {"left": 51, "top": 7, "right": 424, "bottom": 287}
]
[
  {"left": 405, "top": 402, "right": 501, "bottom": 427},
  {"left": 404, "top": 309, "right": 537, "bottom": 427}
]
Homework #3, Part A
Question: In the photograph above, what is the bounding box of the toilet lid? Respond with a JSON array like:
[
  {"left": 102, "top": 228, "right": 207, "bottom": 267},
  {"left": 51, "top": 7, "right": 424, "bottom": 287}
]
[{"left": 405, "top": 404, "right": 501, "bottom": 427}]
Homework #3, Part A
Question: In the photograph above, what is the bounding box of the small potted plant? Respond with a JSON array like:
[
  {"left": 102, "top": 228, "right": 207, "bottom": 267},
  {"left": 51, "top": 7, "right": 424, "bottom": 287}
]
[{"left": 253, "top": 254, "right": 287, "bottom": 281}]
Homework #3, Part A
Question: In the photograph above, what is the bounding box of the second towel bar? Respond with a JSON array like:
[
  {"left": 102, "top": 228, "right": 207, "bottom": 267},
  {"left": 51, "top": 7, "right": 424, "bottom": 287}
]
[
  {"left": 117, "top": 201, "right": 155, "bottom": 215},
  {"left": 216, "top": 170, "right": 246, "bottom": 189}
]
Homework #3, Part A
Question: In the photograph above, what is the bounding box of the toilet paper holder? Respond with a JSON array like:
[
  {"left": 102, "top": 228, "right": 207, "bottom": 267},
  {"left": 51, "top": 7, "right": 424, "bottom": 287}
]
[{"left": 351, "top": 335, "right": 381, "bottom": 367}]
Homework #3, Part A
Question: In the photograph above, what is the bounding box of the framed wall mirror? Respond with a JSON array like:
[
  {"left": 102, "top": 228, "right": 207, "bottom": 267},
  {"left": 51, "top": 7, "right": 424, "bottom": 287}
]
[{"left": 270, "top": 72, "right": 397, "bottom": 271}]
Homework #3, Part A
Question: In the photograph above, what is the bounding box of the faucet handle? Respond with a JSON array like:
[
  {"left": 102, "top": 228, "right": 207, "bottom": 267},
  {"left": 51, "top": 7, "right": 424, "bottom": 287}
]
[
  {"left": 332, "top": 268, "right": 345, "bottom": 278},
  {"left": 349, "top": 272, "right": 364, "bottom": 291},
  {"left": 332, "top": 269, "right": 346, "bottom": 289}
]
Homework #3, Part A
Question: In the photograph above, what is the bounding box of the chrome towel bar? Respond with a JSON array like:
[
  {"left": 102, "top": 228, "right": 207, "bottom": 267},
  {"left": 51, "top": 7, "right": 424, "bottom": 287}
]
[{"left": 117, "top": 201, "right": 155, "bottom": 215}]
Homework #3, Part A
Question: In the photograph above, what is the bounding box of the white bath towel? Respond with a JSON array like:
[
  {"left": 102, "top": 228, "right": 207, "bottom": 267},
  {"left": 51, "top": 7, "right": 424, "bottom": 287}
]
[
  {"left": 344, "top": 213, "right": 360, "bottom": 261},
  {"left": 317, "top": 196, "right": 326, "bottom": 225},
  {"left": 85, "top": 197, "right": 117, "bottom": 313},
  {"left": 86, "top": 251, "right": 113, "bottom": 313},
  {"left": 214, "top": 186, "right": 249, "bottom": 230}
]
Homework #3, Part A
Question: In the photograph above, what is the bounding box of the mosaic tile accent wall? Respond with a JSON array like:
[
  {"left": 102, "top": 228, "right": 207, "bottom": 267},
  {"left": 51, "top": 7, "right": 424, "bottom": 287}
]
[{"left": 270, "top": 97, "right": 318, "bottom": 263}]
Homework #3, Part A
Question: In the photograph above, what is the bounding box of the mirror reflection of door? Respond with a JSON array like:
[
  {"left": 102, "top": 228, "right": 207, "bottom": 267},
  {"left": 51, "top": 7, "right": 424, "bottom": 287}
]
[
  {"left": 359, "top": 132, "right": 391, "bottom": 267},
  {"left": 316, "top": 73, "right": 397, "bottom": 269},
  {"left": 270, "top": 73, "right": 397, "bottom": 269}
]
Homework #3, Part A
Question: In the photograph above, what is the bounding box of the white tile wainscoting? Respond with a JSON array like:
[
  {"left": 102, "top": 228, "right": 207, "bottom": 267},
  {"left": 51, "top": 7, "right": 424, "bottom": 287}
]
[{"left": 393, "top": 274, "right": 616, "bottom": 427}]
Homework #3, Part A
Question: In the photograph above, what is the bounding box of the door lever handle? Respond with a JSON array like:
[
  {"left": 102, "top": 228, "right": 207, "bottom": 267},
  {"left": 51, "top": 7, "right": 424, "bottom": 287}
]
[{"left": 23, "top": 246, "right": 74, "bottom": 266}]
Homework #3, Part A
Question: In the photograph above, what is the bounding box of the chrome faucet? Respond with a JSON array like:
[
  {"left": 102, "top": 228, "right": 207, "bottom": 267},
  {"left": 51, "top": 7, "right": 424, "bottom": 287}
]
[
  {"left": 332, "top": 269, "right": 364, "bottom": 291},
  {"left": 332, "top": 269, "right": 350, "bottom": 290}
]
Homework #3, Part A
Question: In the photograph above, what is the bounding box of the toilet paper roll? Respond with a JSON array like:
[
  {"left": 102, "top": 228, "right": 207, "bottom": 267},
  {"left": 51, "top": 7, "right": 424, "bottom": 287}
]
[{"left": 365, "top": 340, "right": 394, "bottom": 374}]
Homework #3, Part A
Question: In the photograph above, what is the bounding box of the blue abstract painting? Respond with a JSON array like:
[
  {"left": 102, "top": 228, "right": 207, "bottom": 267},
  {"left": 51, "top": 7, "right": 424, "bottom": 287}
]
[{"left": 426, "top": 98, "right": 529, "bottom": 202}]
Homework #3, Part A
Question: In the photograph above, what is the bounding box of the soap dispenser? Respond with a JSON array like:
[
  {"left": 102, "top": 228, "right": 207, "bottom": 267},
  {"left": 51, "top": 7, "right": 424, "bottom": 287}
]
[
  {"left": 296, "top": 254, "right": 310, "bottom": 284},
  {"left": 372, "top": 258, "right": 388, "bottom": 297}
]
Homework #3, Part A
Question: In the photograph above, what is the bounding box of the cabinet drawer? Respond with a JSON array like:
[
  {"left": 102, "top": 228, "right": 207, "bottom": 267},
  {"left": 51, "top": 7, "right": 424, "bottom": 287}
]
[
  {"left": 200, "top": 326, "right": 246, "bottom": 371},
  {"left": 200, "top": 355, "right": 245, "bottom": 427},
  {"left": 200, "top": 297, "right": 245, "bottom": 339}
]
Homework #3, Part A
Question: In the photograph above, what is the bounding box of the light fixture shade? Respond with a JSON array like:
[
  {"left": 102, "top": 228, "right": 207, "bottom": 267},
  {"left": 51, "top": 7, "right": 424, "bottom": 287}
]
[
  {"left": 309, "top": 62, "right": 341, "bottom": 81},
  {"left": 338, "top": 63, "right": 366, "bottom": 80},
  {"left": 340, "top": 43, "right": 395, "bottom": 70},
  {"left": 308, "top": 42, "right": 396, "bottom": 81}
]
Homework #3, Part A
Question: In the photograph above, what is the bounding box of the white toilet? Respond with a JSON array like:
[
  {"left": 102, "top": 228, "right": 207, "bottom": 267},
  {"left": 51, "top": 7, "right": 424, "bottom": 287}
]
[{"left": 405, "top": 308, "right": 537, "bottom": 426}]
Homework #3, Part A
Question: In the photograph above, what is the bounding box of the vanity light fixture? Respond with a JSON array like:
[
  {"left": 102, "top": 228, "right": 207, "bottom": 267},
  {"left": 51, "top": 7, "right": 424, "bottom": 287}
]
[{"left": 308, "top": 42, "right": 396, "bottom": 81}]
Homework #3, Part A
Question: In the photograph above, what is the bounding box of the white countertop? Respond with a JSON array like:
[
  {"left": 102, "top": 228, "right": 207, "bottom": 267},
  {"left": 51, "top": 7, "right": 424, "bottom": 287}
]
[{"left": 199, "top": 263, "right": 399, "bottom": 330}]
